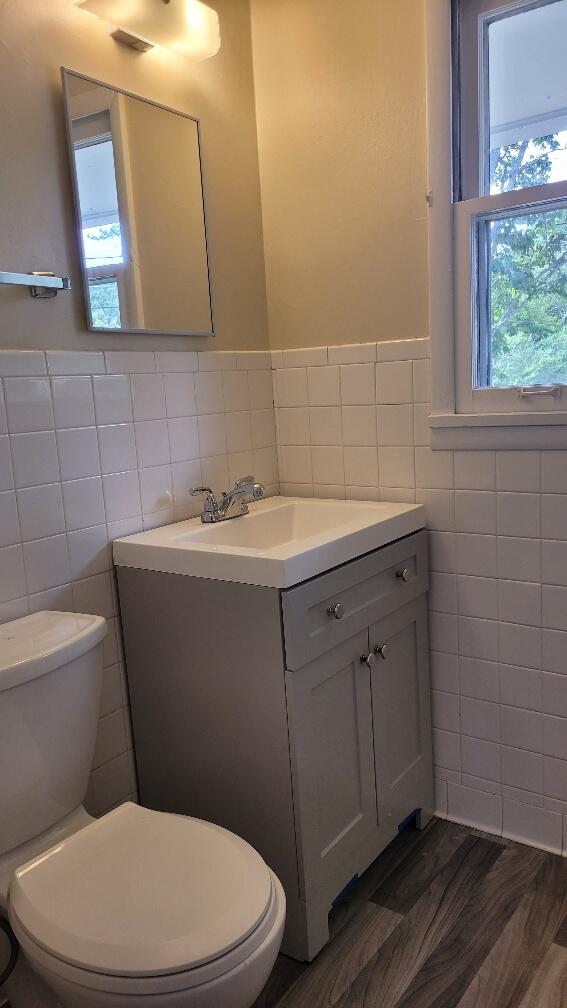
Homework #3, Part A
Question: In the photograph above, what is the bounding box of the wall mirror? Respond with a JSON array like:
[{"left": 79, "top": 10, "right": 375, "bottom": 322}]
[{"left": 62, "top": 69, "right": 214, "bottom": 336}]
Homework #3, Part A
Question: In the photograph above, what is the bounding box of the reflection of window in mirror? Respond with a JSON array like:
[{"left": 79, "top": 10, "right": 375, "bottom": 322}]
[
  {"left": 68, "top": 82, "right": 145, "bottom": 332},
  {"left": 75, "top": 129, "right": 123, "bottom": 328}
]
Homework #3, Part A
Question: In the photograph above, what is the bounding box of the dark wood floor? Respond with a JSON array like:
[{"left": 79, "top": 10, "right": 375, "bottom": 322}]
[{"left": 255, "top": 818, "right": 567, "bottom": 1008}]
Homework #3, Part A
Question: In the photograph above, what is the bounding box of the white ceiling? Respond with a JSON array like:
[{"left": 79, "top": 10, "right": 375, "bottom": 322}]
[{"left": 75, "top": 139, "right": 120, "bottom": 228}]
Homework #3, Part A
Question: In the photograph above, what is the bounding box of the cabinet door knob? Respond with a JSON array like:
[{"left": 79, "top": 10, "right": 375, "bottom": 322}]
[
  {"left": 396, "top": 567, "right": 411, "bottom": 583},
  {"left": 360, "top": 652, "right": 376, "bottom": 669},
  {"left": 374, "top": 643, "right": 390, "bottom": 660},
  {"left": 327, "top": 602, "right": 344, "bottom": 619}
]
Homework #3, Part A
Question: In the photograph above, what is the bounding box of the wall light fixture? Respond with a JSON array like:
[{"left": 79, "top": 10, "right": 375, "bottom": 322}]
[{"left": 75, "top": 0, "right": 220, "bottom": 58}]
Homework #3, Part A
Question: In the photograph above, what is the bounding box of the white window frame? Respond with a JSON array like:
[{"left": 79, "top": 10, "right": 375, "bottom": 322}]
[{"left": 426, "top": 0, "right": 567, "bottom": 449}]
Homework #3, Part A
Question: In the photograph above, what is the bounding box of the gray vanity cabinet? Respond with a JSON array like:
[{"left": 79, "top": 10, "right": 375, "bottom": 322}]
[
  {"left": 117, "top": 528, "right": 433, "bottom": 963},
  {"left": 369, "top": 598, "right": 432, "bottom": 834},
  {"left": 285, "top": 630, "right": 377, "bottom": 901}
]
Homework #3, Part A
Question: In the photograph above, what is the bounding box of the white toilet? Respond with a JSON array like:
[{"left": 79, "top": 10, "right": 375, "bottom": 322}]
[{"left": 0, "top": 611, "right": 285, "bottom": 1008}]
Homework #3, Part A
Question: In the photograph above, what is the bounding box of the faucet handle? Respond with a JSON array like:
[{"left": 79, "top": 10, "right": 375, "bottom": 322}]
[
  {"left": 233, "top": 476, "right": 265, "bottom": 499},
  {"left": 190, "top": 485, "right": 214, "bottom": 497},
  {"left": 190, "top": 486, "right": 217, "bottom": 510}
]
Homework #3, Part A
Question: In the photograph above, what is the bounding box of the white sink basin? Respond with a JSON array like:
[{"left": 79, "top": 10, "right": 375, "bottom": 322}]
[{"left": 113, "top": 496, "right": 425, "bottom": 588}]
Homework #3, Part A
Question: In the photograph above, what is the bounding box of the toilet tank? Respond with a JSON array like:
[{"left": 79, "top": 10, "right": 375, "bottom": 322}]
[{"left": 0, "top": 611, "right": 107, "bottom": 855}]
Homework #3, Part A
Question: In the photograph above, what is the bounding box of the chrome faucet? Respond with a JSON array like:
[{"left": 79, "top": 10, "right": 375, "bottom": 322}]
[{"left": 191, "top": 476, "right": 265, "bottom": 523}]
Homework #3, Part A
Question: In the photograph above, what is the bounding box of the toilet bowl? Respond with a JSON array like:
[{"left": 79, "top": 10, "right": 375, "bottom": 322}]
[
  {"left": 0, "top": 612, "right": 285, "bottom": 1007},
  {"left": 9, "top": 803, "right": 285, "bottom": 1008}
]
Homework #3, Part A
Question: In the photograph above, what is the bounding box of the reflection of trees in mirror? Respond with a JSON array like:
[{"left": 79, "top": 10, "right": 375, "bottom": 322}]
[
  {"left": 486, "top": 134, "right": 567, "bottom": 388},
  {"left": 88, "top": 223, "right": 122, "bottom": 242},
  {"left": 82, "top": 223, "right": 123, "bottom": 268},
  {"left": 88, "top": 280, "right": 121, "bottom": 329}
]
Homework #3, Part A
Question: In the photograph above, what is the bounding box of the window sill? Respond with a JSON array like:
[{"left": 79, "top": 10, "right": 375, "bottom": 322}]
[{"left": 429, "top": 411, "right": 567, "bottom": 450}]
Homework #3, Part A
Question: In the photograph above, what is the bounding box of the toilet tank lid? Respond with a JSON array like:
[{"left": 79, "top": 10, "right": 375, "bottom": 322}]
[{"left": 0, "top": 611, "right": 107, "bottom": 691}]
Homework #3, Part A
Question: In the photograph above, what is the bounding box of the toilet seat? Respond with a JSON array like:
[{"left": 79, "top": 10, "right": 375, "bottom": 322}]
[
  {"left": 9, "top": 802, "right": 279, "bottom": 994},
  {"left": 11, "top": 869, "right": 284, "bottom": 998}
]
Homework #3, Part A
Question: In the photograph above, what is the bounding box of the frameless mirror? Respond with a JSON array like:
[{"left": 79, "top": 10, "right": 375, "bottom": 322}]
[{"left": 62, "top": 69, "right": 214, "bottom": 335}]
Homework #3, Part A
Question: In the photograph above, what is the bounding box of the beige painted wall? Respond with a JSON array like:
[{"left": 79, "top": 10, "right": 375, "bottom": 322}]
[
  {"left": 0, "top": 0, "right": 268, "bottom": 351},
  {"left": 251, "top": 0, "right": 429, "bottom": 349}
]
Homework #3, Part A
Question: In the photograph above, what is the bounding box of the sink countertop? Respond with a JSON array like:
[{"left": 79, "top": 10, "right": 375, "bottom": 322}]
[{"left": 112, "top": 496, "right": 426, "bottom": 588}]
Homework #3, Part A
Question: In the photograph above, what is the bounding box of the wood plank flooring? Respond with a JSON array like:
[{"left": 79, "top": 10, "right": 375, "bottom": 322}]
[{"left": 254, "top": 819, "right": 567, "bottom": 1008}]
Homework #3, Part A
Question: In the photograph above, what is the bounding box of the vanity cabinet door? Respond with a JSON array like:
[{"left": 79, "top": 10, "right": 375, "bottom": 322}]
[
  {"left": 369, "top": 597, "right": 433, "bottom": 834},
  {"left": 285, "top": 630, "right": 378, "bottom": 900}
]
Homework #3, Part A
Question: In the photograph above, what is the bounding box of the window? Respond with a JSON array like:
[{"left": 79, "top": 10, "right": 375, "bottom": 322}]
[
  {"left": 74, "top": 126, "right": 127, "bottom": 330},
  {"left": 87, "top": 277, "right": 122, "bottom": 330},
  {"left": 479, "top": 204, "right": 567, "bottom": 389},
  {"left": 452, "top": 0, "right": 567, "bottom": 417}
]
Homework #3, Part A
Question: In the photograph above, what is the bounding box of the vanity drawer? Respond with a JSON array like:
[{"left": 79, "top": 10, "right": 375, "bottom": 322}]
[{"left": 282, "top": 530, "right": 428, "bottom": 670}]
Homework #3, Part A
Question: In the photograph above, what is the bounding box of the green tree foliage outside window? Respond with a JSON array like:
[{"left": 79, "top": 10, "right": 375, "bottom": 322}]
[{"left": 488, "top": 136, "right": 567, "bottom": 387}]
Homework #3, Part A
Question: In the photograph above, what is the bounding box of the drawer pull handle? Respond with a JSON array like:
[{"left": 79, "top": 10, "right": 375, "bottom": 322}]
[
  {"left": 361, "top": 651, "right": 376, "bottom": 669},
  {"left": 374, "top": 643, "right": 390, "bottom": 660},
  {"left": 327, "top": 602, "right": 344, "bottom": 620},
  {"left": 396, "top": 567, "right": 411, "bottom": 583}
]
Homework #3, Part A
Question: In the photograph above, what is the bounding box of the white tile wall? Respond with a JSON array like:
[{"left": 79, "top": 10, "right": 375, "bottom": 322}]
[
  {"left": 274, "top": 340, "right": 429, "bottom": 501},
  {"left": 0, "top": 348, "right": 278, "bottom": 817},
  {"left": 271, "top": 337, "right": 567, "bottom": 856},
  {"left": 4, "top": 335, "right": 567, "bottom": 858}
]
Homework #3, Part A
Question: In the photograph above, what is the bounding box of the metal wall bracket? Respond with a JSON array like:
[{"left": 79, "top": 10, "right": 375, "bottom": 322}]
[
  {"left": 110, "top": 26, "right": 154, "bottom": 51},
  {"left": 0, "top": 271, "right": 71, "bottom": 299}
]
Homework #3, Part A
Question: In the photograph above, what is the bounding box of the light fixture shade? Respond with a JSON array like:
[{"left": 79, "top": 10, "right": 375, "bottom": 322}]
[{"left": 75, "top": 0, "right": 220, "bottom": 59}]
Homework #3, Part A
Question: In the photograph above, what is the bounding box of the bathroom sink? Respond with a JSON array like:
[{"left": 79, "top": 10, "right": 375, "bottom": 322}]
[{"left": 113, "top": 496, "right": 425, "bottom": 588}]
